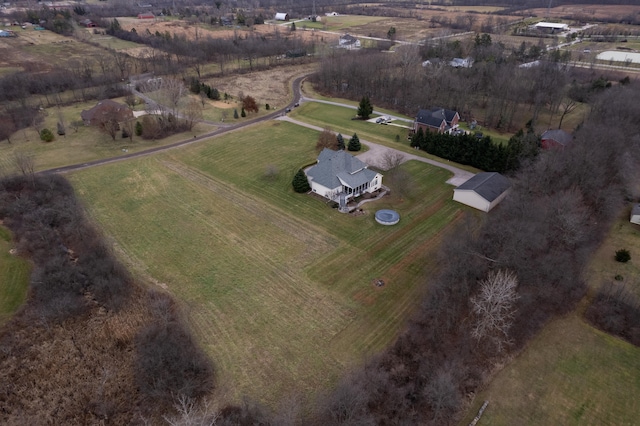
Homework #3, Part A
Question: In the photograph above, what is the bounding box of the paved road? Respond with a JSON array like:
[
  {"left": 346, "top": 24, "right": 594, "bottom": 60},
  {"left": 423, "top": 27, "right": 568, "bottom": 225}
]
[
  {"left": 41, "top": 72, "right": 473, "bottom": 187},
  {"left": 41, "top": 75, "right": 307, "bottom": 175},
  {"left": 276, "top": 116, "right": 473, "bottom": 186}
]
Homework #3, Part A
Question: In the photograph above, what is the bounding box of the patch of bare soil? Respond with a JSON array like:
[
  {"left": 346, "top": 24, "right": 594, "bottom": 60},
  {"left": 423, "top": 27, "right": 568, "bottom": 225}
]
[{"left": 206, "top": 63, "right": 316, "bottom": 109}]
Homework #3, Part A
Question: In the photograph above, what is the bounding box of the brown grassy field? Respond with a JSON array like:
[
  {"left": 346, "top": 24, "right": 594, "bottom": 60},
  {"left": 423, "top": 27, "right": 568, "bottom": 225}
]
[{"left": 524, "top": 5, "right": 640, "bottom": 21}]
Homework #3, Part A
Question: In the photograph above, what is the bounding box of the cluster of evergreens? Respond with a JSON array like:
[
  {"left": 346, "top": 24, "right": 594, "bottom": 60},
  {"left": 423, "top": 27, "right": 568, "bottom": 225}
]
[{"left": 410, "top": 128, "right": 538, "bottom": 173}]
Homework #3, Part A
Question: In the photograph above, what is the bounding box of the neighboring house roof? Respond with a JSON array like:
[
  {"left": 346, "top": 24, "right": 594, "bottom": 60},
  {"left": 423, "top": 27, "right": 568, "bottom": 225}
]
[
  {"left": 541, "top": 129, "right": 572, "bottom": 146},
  {"left": 81, "top": 100, "right": 133, "bottom": 124},
  {"left": 306, "top": 149, "right": 377, "bottom": 190},
  {"left": 416, "top": 107, "right": 459, "bottom": 129},
  {"left": 137, "top": 12, "right": 155, "bottom": 19},
  {"left": 631, "top": 204, "right": 640, "bottom": 224},
  {"left": 455, "top": 172, "right": 511, "bottom": 203}
]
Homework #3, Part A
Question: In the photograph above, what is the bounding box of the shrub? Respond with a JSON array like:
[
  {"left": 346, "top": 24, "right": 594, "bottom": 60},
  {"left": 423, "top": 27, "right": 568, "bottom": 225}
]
[
  {"left": 615, "top": 249, "right": 631, "bottom": 263},
  {"left": 292, "top": 169, "right": 310, "bottom": 193},
  {"left": 40, "top": 128, "right": 54, "bottom": 142},
  {"left": 135, "top": 121, "right": 143, "bottom": 136},
  {"left": 233, "top": 109, "right": 239, "bottom": 119},
  {"left": 265, "top": 103, "right": 270, "bottom": 110}
]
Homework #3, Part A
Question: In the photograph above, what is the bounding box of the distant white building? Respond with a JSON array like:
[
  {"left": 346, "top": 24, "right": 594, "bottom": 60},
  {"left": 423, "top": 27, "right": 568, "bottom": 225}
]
[
  {"left": 533, "top": 22, "right": 568, "bottom": 32},
  {"left": 275, "top": 12, "right": 289, "bottom": 21},
  {"left": 338, "top": 34, "right": 361, "bottom": 50},
  {"left": 449, "top": 57, "right": 474, "bottom": 68}
]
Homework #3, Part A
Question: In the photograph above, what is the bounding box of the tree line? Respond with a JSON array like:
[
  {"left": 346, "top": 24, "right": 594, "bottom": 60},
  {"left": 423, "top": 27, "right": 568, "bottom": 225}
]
[
  {"left": 410, "top": 127, "right": 539, "bottom": 173},
  {"left": 0, "top": 173, "right": 214, "bottom": 423}
]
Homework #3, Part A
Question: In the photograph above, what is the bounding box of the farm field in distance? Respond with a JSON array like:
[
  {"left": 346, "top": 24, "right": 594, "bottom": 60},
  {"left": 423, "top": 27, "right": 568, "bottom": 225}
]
[{"left": 68, "top": 119, "right": 465, "bottom": 405}]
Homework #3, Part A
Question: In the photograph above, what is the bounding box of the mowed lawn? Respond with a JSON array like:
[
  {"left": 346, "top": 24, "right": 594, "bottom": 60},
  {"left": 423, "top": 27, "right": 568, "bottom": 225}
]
[
  {"left": 462, "top": 315, "right": 640, "bottom": 426},
  {"left": 0, "top": 227, "right": 30, "bottom": 327},
  {"left": 69, "top": 120, "right": 464, "bottom": 404}
]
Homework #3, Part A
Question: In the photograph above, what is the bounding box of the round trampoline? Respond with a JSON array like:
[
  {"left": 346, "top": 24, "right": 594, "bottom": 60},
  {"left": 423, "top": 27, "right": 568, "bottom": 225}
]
[{"left": 375, "top": 209, "right": 400, "bottom": 226}]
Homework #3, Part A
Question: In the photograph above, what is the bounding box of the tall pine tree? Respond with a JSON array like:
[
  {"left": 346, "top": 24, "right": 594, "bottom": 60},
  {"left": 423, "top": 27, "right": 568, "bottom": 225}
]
[
  {"left": 348, "top": 133, "right": 361, "bottom": 151},
  {"left": 336, "top": 133, "right": 345, "bottom": 150},
  {"left": 357, "top": 96, "right": 373, "bottom": 120}
]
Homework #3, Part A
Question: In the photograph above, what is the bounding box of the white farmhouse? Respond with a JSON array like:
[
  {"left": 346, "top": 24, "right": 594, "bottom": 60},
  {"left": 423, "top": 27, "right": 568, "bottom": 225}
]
[
  {"left": 338, "top": 34, "right": 361, "bottom": 50},
  {"left": 306, "top": 149, "right": 382, "bottom": 209},
  {"left": 453, "top": 172, "right": 511, "bottom": 212}
]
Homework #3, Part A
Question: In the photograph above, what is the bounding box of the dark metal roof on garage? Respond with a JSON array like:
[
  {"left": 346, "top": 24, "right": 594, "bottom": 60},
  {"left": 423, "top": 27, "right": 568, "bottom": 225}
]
[{"left": 455, "top": 172, "right": 511, "bottom": 202}]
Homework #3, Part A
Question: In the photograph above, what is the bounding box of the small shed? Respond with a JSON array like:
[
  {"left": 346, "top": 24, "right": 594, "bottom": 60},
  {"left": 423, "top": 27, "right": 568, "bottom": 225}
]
[
  {"left": 275, "top": 12, "right": 289, "bottom": 21},
  {"left": 631, "top": 204, "right": 640, "bottom": 225},
  {"left": 453, "top": 172, "right": 511, "bottom": 212},
  {"left": 541, "top": 129, "right": 572, "bottom": 150},
  {"left": 137, "top": 12, "right": 155, "bottom": 19}
]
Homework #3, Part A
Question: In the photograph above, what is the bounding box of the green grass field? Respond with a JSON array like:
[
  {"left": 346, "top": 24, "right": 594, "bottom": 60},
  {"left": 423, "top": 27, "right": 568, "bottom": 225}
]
[
  {"left": 0, "top": 227, "right": 30, "bottom": 327},
  {"left": 586, "top": 210, "right": 640, "bottom": 298},
  {"left": 462, "top": 315, "right": 640, "bottom": 426},
  {"left": 291, "top": 102, "right": 480, "bottom": 173},
  {"left": 68, "top": 120, "right": 463, "bottom": 404}
]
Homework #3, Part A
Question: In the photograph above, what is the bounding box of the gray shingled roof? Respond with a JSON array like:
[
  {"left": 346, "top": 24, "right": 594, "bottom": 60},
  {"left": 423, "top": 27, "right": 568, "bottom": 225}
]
[
  {"left": 455, "top": 172, "right": 511, "bottom": 202},
  {"left": 306, "top": 149, "right": 373, "bottom": 189},
  {"left": 416, "top": 107, "right": 458, "bottom": 128},
  {"left": 541, "top": 129, "right": 572, "bottom": 146}
]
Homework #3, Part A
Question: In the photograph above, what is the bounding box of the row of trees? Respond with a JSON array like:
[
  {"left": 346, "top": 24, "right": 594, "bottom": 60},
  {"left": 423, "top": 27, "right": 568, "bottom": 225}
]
[
  {"left": 410, "top": 127, "right": 539, "bottom": 173},
  {"left": 312, "top": 40, "right": 595, "bottom": 131}
]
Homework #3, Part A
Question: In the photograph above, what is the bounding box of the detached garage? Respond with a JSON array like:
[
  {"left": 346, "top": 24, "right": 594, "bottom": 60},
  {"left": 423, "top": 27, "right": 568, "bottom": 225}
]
[{"left": 453, "top": 172, "right": 511, "bottom": 212}]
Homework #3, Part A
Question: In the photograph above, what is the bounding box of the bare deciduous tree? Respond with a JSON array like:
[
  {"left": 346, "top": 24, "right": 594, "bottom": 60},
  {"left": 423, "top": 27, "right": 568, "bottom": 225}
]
[
  {"left": 316, "top": 128, "right": 338, "bottom": 151},
  {"left": 163, "top": 394, "right": 220, "bottom": 426},
  {"left": 470, "top": 269, "right": 519, "bottom": 352},
  {"left": 380, "top": 150, "right": 405, "bottom": 171}
]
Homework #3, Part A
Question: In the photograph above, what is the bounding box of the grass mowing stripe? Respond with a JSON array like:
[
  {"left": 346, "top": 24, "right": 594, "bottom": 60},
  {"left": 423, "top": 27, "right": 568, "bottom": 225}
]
[{"left": 69, "top": 121, "right": 463, "bottom": 405}]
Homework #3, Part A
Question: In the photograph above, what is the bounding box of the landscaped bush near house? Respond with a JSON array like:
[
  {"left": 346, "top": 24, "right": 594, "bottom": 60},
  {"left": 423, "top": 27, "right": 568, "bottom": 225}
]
[{"left": 292, "top": 169, "right": 310, "bottom": 193}]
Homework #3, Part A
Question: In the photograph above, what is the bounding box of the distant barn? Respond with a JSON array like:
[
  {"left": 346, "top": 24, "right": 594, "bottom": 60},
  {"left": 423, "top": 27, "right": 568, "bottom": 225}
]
[{"left": 275, "top": 12, "right": 289, "bottom": 21}]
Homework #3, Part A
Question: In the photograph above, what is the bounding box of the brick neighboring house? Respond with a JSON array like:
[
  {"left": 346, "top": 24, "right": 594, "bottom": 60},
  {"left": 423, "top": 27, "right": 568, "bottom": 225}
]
[
  {"left": 81, "top": 100, "right": 133, "bottom": 126},
  {"left": 540, "top": 129, "right": 572, "bottom": 150},
  {"left": 413, "top": 107, "right": 460, "bottom": 134}
]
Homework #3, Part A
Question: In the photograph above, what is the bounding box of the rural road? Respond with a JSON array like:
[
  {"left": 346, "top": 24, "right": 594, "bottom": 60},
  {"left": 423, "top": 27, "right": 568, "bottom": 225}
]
[
  {"left": 276, "top": 115, "right": 473, "bottom": 186},
  {"left": 40, "top": 73, "right": 473, "bottom": 187}
]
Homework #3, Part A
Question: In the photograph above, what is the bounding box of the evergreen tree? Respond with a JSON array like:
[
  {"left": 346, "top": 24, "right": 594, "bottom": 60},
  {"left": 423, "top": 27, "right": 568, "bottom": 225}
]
[
  {"left": 348, "top": 133, "right": 361, "bottom": 151},
  {"left": 357, "top": 96, "right": 373, "bottom": 120},
  {"left": 290, "top": 22, "right": 296, "bottom": 32},
  {"left": 241, "top": 108, "right": 246, "bottom": 117},
  {"left": 135, "top": 121, "right": 143, "bottom": 136},
  {"left": 233, "top": 109, "right": 239, "bottom": 119},
  {"left": 336, "top": 133, "right": 345, "bottom": 150},
  {"left": 292, "top": 169, "right": 310, "bottom": 193}
]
